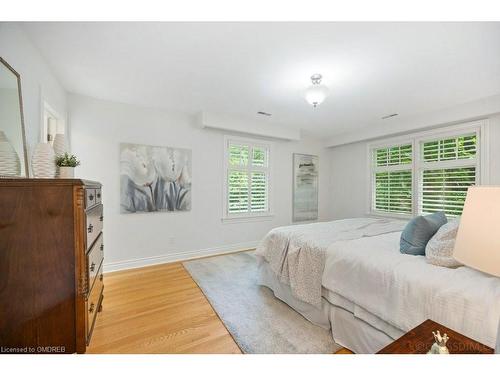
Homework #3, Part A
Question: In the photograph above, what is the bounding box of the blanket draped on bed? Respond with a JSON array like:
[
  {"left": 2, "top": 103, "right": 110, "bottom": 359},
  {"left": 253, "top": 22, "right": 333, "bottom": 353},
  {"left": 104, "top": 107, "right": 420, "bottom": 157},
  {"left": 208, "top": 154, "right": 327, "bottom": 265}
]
[{"left": 255, "top": 218, "right": 406, "bottom": 308}]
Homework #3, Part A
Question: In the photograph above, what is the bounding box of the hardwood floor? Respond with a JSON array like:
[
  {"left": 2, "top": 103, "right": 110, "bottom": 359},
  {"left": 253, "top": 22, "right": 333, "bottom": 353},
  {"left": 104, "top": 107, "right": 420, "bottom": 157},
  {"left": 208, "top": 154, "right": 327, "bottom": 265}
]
[
  {"left": 88, "top": 259, "right": 352, "bottom": 354},
  {"left": 87, "top": 262, "right": 241, "bottom": 353}
]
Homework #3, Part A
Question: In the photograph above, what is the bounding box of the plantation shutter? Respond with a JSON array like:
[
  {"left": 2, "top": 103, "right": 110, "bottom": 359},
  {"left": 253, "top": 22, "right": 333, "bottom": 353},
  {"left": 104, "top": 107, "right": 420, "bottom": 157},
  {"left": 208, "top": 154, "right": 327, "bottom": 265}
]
[
  {"left": 226, "top": 141, "right": 269, "bottom": 216},
  {"left": 372, "top": 144, "right": 413, "bottom": 214},
  {"left": 419, "top": 134, "right": 478, "bottom": 216}
]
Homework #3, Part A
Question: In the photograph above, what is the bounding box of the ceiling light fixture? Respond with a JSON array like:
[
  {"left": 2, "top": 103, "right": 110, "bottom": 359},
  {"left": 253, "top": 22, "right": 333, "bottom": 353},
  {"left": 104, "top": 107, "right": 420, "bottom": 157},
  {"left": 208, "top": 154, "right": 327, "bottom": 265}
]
[{"left": 304, "top": 74, "right": 329, "bottom": 108}]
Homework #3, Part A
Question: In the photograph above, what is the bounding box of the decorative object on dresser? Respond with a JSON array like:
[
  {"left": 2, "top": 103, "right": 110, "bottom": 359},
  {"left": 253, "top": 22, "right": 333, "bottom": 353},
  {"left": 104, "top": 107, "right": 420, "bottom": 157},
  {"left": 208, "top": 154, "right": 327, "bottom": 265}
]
[
  {"left": 55, "top": 152, "right": 81, "bottom": 178},
  {"left": 0, "top": 130, "right": 20, "bottom": 176},
  {"left": 0, "top": 57, "right": 29, "bottom": 177},
  {"left": 452, "top": 186, "right": 500, "bottom": 353},
  {"left": 377, "top": 320, "right": 494, "bottom": 354},
  {"left": 53, "top": 133, "right": 67, "bottom": 155},
  {"left": 0, "top": 179, "right": 104, "bottom": 354},
  {"left": 52, "top": 133, "right": 67, "bottom": 177},
  {"left": 292, "top": 153, "right": 319, "bottom": 222},
  {"left": 31, "top": 142, "right": 56, "bottom": 178},
  {"left": 428, "top": 330, "right": 450, "bottom": 354}
]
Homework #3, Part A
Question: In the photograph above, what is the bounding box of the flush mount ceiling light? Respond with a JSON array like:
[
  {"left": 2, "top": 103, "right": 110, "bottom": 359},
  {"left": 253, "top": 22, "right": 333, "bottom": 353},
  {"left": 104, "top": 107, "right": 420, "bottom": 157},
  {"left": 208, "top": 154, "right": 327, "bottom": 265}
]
[{"left": 304, "top": 74, "right": 329, "bottom": 108}]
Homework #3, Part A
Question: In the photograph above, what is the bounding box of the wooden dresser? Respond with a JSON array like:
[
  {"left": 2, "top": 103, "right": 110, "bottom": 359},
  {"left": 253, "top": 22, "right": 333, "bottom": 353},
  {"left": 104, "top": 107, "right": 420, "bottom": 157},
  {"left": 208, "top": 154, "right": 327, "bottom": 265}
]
[{"left": 0, "top": 179, "right": 104, "bottom": 354}]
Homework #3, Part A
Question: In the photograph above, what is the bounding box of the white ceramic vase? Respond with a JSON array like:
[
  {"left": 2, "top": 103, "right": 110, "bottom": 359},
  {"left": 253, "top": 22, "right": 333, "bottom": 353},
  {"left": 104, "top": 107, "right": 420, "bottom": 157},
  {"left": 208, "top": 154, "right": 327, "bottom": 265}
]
[
  {"left": 32, "top": 142, "right": 56, "bottom": 178},
  {"left": 52, "top": 133, "right": 67, "bottom": 177},
  {"left": 59, "top": 166, "right": 74, "bottom": 178},
  {"left": 0, "top": 130, "right": 21, "bottom": 176},
  {"left": 52, "top": 133, "right": 67, "bottom": 156}
]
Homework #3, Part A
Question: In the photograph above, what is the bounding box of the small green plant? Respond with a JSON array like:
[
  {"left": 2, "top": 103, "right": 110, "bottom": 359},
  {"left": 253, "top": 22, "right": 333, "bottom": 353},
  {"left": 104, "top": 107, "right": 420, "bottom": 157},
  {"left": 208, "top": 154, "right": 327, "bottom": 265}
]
[{"left": 55, "top": 152, "right": 81, "bottom": 168}]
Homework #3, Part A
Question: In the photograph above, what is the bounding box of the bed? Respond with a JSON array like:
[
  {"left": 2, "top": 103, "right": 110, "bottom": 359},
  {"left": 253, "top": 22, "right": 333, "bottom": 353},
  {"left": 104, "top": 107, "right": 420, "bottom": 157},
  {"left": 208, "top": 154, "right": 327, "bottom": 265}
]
[{"left": 255, "top": 218, "right": 500, "bottom": 353}]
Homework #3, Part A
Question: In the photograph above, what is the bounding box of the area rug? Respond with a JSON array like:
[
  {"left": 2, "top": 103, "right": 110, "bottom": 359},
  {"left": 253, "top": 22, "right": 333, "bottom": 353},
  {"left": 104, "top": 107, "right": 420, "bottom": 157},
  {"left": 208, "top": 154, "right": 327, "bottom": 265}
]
[{"left": 183, "top": 251, "right": 340, "bottom": 354}]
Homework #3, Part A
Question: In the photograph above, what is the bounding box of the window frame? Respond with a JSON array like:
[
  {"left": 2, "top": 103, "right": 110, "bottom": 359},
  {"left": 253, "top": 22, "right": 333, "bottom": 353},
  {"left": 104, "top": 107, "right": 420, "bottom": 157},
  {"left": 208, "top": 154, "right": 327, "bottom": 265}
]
[
  {"left": 222, "top": 135, "right": 274, "bottom": 223},
  {"left": 367, "top": 120, "right": 489, "bottom": 218}
]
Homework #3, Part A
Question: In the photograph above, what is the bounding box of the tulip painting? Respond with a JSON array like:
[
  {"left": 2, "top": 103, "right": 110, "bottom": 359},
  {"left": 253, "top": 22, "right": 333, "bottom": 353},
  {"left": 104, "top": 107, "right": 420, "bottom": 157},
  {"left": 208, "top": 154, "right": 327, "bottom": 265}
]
[{"left": 120, "top": 143, "right": 192, "bottom": 213}]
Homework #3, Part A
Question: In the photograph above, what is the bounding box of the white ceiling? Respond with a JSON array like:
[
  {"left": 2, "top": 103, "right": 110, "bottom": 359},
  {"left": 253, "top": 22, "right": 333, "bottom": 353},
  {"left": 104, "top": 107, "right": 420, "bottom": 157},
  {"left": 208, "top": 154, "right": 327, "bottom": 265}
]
[{"left": 21, "top": 22, "right": 500, "bottom": 137}]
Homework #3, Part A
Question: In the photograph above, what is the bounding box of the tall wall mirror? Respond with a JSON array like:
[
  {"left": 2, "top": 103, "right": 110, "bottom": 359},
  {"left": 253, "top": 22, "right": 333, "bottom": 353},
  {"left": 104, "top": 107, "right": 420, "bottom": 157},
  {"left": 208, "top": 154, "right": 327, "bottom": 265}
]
[{"left": 0, "top": 57, "right": 29, "bottom": 177}]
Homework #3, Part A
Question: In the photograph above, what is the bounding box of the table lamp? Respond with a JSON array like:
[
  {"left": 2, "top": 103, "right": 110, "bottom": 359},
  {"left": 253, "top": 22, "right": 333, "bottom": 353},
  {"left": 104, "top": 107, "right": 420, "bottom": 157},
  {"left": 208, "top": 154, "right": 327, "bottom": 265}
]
[{"left": 453, "top": 186, "right": 500, "bottom": 353}]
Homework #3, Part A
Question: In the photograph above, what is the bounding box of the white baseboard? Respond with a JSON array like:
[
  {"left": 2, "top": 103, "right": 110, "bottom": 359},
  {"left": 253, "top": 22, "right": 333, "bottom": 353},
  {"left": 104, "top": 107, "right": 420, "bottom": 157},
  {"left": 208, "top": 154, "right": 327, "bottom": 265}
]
[{"left": 103, "top": 240, "right": 260, "bottom": 274}]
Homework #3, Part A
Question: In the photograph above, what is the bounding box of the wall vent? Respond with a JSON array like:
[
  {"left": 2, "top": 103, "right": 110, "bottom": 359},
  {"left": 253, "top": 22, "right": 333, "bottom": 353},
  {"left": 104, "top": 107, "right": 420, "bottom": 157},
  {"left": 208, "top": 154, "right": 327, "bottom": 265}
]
[{"left": 257, "top": 111, "right": 272, "bottom": 117}]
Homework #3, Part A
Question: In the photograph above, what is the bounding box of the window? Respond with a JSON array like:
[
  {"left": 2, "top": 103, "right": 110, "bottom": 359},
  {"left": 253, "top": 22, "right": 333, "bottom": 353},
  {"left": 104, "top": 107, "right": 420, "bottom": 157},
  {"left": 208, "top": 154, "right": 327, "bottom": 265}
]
[
  {"left": 370, "top": 121, "right": 486, "bottom": 217},
  {"left": 419, "top": 134, "right": 478, "bottom": 216},
  {"left": 223, "top": 136, "right": 271, "bottom": 220},
  {"left": 373, "top": 144, "right": 413, "bottom": 214}
]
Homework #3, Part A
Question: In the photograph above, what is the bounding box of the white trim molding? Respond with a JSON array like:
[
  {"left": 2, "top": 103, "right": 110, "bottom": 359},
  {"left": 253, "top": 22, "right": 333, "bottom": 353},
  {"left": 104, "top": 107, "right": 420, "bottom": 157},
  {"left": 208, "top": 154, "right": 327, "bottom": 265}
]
[
  {"left": 326, "top": 94, "right": 500, "bottom": 147},
  {"left": 103, "top": 240, "right": 260, "bottom": 273},
  {"left": 198, "top": 111, "right": 301, "bottom": 141}
]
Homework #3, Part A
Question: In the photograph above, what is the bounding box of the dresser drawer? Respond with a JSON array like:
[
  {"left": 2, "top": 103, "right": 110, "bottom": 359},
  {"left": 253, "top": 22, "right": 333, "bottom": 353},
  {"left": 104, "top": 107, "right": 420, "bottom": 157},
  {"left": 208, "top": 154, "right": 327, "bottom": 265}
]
[
  {"left": 95, "top": 188, "right": 102, "bottom": 204},
  {"left": 86, "top": 263, "right": 103, "bottom": 343},
  {"left": 86, "top": 204, "right": 103, "bottom": 250},
  {"left": 85, "top": 188, "right": 97, "bottom": 209},
  {"left": 87, "top": 233, "right": 104, "bottom": 293}
]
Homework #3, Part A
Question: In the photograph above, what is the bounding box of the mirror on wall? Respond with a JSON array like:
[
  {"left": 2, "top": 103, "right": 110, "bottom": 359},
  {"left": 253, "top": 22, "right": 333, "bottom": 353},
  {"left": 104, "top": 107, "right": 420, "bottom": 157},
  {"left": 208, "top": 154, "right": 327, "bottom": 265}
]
[{"left": 0, "top": 57, "right": 29, "bottom": 177}]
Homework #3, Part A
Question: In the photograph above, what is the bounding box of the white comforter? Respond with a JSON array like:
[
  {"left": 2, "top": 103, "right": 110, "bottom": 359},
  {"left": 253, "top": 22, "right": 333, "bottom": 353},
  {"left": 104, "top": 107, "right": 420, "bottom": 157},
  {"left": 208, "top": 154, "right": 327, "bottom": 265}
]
[
  {"left": 323, "top": 231, "right": 500, "bottom": 347},
  {"left": 255, "top": 218, "right": 406, "bottom": 308}
]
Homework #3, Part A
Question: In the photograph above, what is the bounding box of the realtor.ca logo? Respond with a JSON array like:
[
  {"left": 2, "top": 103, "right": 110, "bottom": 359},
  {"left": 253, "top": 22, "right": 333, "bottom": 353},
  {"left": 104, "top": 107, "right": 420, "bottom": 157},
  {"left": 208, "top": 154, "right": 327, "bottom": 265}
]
[{"left": 1, "top": 346, "right": 66, "bottom": 353}]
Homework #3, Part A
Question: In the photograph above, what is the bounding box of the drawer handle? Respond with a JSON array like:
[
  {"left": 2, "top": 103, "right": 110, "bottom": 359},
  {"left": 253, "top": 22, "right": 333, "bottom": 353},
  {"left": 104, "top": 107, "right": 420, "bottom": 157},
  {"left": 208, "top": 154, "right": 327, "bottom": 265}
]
[
  {"left": 97, "top": 192, "right": 101, "bottom": 199},
  {"left": 89, "top": 303, "right": 95, "bottom": 313},
  {"left": 99, "top": 274, "right": 103, "bottom": 282},
  {"left": 88, "top": 224, "right": 93, "bottom": 233},
  {"left": 90, "top": 262, "right": 95, "bottom": 272},
  {"left": 89, "top": 194, "right": 94, "bottom": 201},
  {"left": 99, "top": 215, "right": 104, "bottom": 222},
  {"left": 100, "top": 244, "right": 104, "bottom": 251}
]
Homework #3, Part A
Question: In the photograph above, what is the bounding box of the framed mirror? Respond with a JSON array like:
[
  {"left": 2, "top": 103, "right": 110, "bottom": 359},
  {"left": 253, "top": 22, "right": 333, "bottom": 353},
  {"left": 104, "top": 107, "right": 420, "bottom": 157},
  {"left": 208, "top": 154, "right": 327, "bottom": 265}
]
[{"left": 0, "top": 57, "right": 29, "bottom": 177}]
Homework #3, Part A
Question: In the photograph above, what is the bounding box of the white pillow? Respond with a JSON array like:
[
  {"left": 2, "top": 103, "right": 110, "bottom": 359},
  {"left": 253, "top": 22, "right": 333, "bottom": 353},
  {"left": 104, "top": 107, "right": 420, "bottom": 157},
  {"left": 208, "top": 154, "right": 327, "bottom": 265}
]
[{"left": 425, "top": 219, "right": 462, "bottom": 268}]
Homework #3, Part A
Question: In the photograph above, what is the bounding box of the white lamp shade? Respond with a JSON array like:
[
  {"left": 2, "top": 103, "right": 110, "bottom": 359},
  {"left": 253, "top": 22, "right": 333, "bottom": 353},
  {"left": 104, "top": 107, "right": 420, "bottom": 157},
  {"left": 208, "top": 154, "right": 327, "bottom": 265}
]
[
  {"left": 304, "top": 84, "right": 329, "bottom": 107},
  {"left": 453, "top": 186, "right": 500, "bottom": 277}
]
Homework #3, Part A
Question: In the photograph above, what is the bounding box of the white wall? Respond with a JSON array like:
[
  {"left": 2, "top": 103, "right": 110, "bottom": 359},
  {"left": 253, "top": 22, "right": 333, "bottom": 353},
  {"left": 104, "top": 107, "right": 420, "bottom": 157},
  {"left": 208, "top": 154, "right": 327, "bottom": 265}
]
[
  {"left": 329, "top": 115, "right": 500, "bottom": 219},
  {"left": 0, "top": 23, "right": 67, "bottom": 158},
  {"left": 69, "top": 94, "right": 332, "bottom": 271},
  {"left": 328, "top": 141, "right": 368, "bottom": 219}
]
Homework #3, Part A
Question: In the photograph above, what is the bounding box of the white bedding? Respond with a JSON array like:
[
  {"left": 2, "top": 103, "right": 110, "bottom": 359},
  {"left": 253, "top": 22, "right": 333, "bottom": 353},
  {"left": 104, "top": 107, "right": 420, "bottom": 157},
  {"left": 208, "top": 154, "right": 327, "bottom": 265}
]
[
  {"left": 255, "top": 218, "right": 406, "bottom": 307},
  {"left": 323, "top": 231, "right": 500, "bottom": 347}
]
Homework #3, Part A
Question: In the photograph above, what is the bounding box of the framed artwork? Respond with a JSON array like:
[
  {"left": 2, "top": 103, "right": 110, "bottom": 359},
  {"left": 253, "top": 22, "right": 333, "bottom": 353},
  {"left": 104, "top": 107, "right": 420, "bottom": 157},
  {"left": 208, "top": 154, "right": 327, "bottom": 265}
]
[
  {"left": 120, "top": 142, "right": 192, "bottom": 214},
  {"left": 293, "top": 153, "right": 319, "bottom": 222}
]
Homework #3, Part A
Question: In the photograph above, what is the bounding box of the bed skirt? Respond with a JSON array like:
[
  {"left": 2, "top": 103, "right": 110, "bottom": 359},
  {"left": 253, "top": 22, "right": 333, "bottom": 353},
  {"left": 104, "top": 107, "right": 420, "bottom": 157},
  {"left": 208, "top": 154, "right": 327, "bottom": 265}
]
[
  {"left": 257, "top": 259, "right": 403, "bottom": 353},
  {"left": 257, "top": 259, "right": 331, "bottom": 329}
]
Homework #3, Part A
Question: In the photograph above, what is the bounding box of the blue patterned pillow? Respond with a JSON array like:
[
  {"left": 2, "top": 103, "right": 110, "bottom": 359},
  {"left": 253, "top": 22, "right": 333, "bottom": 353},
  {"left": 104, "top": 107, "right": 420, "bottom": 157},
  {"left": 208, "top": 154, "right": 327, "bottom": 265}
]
[{"left": 400, "top": 212, "right": 448, "bottom": 256}]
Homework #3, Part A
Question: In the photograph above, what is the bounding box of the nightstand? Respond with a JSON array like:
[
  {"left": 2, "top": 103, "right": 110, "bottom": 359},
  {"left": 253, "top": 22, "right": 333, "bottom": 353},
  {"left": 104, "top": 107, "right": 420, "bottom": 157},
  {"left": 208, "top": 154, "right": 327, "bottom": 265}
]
[{"left": 377, "top": 319, "right": 494, "bottom": 354}]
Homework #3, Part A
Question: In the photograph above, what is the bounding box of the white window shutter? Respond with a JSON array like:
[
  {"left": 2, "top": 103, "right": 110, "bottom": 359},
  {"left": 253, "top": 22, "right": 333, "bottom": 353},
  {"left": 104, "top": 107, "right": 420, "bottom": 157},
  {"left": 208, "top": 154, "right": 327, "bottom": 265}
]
[{"left": 225, "top": 140, "right": 270, "bottom": 217}]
